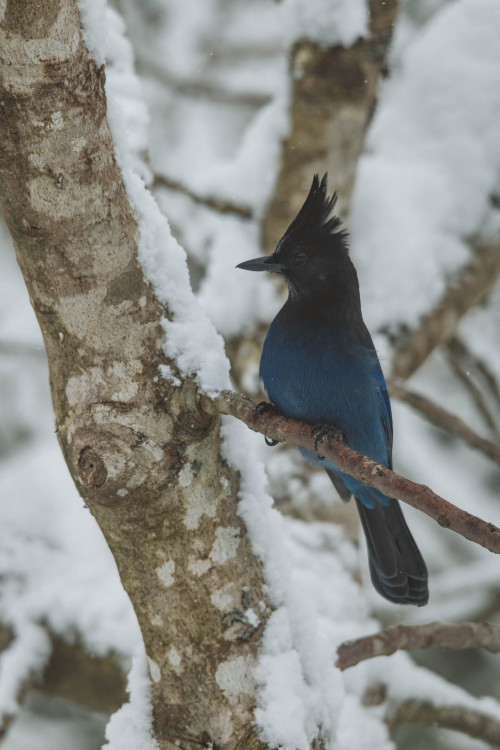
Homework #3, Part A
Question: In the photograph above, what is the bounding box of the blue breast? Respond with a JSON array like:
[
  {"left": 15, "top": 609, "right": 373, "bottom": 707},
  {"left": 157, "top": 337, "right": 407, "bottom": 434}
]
[{"left": 260, "top": 312, "right": 392, "bottom": 508}]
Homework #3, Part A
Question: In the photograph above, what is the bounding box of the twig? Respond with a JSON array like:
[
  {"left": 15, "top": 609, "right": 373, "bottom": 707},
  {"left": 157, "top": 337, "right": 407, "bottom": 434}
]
[
  {"left": 391, "top": 241, "right": 500, "bottom": 380},
  {"left": 213, "top": 390, "right": 500, "bottom": 553},
  {"left": 472, "top": 347, "right": 500, "bottom": 410},
  {"left": 387, "top": 699, "right": 500, "bottom": 746},
  {"left": 336, "top": 621, "right": 500, "bottom": 670},
  {"left": 388, "top": 380, "right": 500, "bottom": 465},
  {"left": 446, "top": 337, "right": 500, "bottom": 440},
  {"left": 152, "top": 174, "right": 253, "bottom": 219},
  {"left": 137, "top": 57, "right": 271, "bottom": 108}
]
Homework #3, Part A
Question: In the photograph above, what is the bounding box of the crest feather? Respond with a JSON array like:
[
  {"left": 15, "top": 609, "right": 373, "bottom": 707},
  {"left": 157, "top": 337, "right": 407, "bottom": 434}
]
[{"left": 277, "top": 174, "right": 347, "bottom": 252}]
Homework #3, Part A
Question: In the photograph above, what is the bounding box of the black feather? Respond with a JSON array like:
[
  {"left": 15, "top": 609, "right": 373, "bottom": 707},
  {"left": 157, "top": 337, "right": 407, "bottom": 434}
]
[{"left": 276, "top": 174, "right": 348, "bottom": 254}]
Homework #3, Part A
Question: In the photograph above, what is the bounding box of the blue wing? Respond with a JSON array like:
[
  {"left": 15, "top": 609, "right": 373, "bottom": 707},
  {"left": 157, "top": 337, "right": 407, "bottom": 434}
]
[{"left": 372, "top": 361, "right": 393, "bottom": 469}]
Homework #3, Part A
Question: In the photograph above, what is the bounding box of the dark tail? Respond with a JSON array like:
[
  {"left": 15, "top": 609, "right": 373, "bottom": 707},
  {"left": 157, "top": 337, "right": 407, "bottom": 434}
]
[{"left": 355, "top": 498, "right": 428, "bottom": 606}]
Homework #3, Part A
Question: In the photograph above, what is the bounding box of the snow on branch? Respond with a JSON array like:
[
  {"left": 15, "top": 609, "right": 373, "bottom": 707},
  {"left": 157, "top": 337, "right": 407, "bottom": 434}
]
[
  {"left": 152, "top": 173, "right": 254, "bottom": 219},
  {"left": 336, "top": 621, "right": 500, "bottom": 671},
  {"left": 0, "top": 624, "right": 51, "bottom": 739},
  {"left": 391, "top": 240, "right": 500, "bottom": 380},
  {"left": 213, "top": 390, "right": 500, "bottom": 554}
]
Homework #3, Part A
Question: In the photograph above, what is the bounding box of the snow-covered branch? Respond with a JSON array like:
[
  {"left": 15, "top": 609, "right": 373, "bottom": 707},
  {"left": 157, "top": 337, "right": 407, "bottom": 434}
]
[
  {"left": 263, "top": 0, "right": 399, "bottom": 252},
  {"left": 153, "top": 173, "right": 253, "bottom": 219},
  {"left": 391, "top": 240, "right": 500, "bottom": 380},
  {"left": 0, "top": 4, "right": 275, "bottom": 748}
]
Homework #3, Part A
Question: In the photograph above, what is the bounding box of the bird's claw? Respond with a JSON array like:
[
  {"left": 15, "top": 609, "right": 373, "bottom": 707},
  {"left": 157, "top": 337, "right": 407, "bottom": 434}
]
[
  {"left": 253, "top": 401, "right": 281, "bottom": 422},
  {"left": 254, "top": 401, "right": 282, "bottom": 448},
  {"left": 265, "top": 436, "right": 279, "bottom": 447},
  {"left": 312, "top": 423, "right": 345, "bottom": 459}
]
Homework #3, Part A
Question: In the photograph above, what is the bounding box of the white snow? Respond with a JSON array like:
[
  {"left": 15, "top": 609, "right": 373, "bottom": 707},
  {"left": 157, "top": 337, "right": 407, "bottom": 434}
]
[
  {"left": 102, "top": 648, "right": 159, "bottom": 750},
  {"left": 221, "top": 420, "right": 344, "bottom": 748},
  {"left": 282, "top": 0, "right": 368, "bottom": 48},
  {"left": 80, "top": 1, "right": 232, "bottom": 395},
  {"left": 0, "top": 625, "right": 50, "bottom": 722},
  {"left": 351, "top": 0, "right": 500, "bottom": 334}
]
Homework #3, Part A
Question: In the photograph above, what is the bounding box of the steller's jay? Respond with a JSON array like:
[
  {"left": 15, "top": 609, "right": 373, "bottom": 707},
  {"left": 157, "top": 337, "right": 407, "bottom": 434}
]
[{"left": 237, "top": 174, "right": 428, "bottom": 606}]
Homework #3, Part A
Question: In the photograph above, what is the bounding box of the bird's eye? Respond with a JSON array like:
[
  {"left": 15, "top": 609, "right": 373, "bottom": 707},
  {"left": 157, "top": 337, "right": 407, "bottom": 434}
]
[{"left": 293, "top": 250, "right": 307, "bottom": 265}]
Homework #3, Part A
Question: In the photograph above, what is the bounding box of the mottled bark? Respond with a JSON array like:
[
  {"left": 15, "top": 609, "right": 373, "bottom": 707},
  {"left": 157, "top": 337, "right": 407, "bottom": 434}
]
[
  {"left": 0, "top": 3, "right": 272, "bottom": 748},
  {"left": 262, "top": 0, "right": 399, "bottom": 253}
]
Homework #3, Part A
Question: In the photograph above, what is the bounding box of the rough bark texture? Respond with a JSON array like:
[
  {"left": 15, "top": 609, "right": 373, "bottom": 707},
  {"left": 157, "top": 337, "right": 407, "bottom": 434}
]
[
  {"left": 0, "top": 3, "right": 272, "bottom": 748},
  {"left": 262, "top": 0, "right": 399, "bottom": 253}
]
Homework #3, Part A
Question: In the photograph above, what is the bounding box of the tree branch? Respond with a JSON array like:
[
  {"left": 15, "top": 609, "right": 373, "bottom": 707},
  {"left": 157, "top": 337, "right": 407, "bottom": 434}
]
[
  {"left": 138, "top": 57, "right": 271, "bottom": 108},
  {"left": 262, "top": 0, "right": 400, "bottom": 253},
  {"left": 213, "top": 390, "right": 500, "bottom": 554},
  {"left": 387, "top": 699, "right": 500, "bottom": 747},
  {"left": 0, "top": 4, "right": 272, "bottom": 747},
  {"left": 336, "top": 621, "right": 500, "bottom": 671},
  {"left": 446, "top": 336, "right": 500, "bottom": 440},
  {"left": 152, "top": 173, "right": 253, "bottom": 219},
  {"left": 391, "top": 240, "right": 500, "bottom": 380},
  {"left": 388, "top": 380, "right": 500, "bottom": 465}
]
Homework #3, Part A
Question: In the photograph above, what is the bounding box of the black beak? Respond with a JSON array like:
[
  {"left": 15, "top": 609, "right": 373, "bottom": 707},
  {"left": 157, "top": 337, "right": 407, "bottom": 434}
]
[{"left": 236, "top": 255, "right": 285, "bottom": 273}]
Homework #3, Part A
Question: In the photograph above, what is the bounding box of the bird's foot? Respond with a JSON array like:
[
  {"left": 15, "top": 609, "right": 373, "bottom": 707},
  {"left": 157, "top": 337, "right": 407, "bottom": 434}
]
[
  {"left": 253, "top": 401, "right": 281, "bottom": 447},
  {"left": 312, "top": 423, "right": 345, "bottom": 460}
]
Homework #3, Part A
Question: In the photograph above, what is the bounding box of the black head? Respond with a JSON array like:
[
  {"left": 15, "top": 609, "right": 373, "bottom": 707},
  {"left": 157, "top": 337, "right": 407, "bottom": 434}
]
[{"left": 237, "top": 174, "right": 357, "bottom": 305}]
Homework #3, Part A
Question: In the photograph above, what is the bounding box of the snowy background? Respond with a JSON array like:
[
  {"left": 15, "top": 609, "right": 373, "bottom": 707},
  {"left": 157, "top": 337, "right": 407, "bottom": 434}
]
[{"left": 1, "top": 0, "right": 500, "bottom": 747}]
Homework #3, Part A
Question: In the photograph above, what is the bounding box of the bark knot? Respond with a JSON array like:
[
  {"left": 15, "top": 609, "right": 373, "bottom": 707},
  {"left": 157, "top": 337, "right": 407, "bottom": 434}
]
[{"left": 78, "top": 446, "right": 108, "bottom": 488}]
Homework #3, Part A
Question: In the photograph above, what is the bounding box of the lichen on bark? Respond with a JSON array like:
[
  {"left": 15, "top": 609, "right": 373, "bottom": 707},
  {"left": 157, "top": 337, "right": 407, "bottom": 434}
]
[{"left": 0, "top": 2, "right": 273, "bottom": 747}]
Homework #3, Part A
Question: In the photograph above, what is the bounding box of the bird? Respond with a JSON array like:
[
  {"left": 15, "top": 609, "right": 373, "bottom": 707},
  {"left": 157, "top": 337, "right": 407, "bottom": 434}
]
[{"left": 237, "top": 174, "right": 428, "bottom": 606}]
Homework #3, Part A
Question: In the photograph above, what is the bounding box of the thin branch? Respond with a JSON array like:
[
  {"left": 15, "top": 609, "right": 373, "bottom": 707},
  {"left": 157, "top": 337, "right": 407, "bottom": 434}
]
[
  {"left": 391, "top": 241, "right": 500, "bottom": 380},
  {"left": 152, "top": 174, "right": 253, "bottom": 219},
  {"left": 472, "top": 346, "right": 500, "bottom": 411},
  {"left": 213, "top": 390, "right": 500, "bottom": 553},
  {"left": 446, "top": 336, "right": 500, "bottom": 440},
  {"left": 137, "top": 57, "right": 271, "bottom": 108},
  {"left": 387, "top": 699, "right": 500, "bottom": 747},
  {"left": 388, "top": 380, "right": 500, "bottom": 465},
  {"left": 336, "top": 621, "right": 500, "bottom": 671}
]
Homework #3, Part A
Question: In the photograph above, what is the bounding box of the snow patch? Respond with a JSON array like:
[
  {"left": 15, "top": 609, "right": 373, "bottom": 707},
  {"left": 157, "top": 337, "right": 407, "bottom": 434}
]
[
  {"left": 282, "top": 0, "right": 368, "bottom": 48},
  {"left": 103, "top": 648, "right": 160, "bottom": 750}
]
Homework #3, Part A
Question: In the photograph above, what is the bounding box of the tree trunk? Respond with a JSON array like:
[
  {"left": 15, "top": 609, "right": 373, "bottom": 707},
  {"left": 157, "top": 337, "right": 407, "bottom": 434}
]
[
  {"left": 262, "top": 0, "right": 399, "bottom": 253},
  {"left": 0, "top": 2, "right": 271, "bottom": 747}
]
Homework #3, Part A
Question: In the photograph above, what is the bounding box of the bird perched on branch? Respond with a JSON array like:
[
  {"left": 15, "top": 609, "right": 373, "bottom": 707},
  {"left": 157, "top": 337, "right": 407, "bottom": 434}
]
[{"left": 237, "top": 174, "right": 428, "bottom": 605}]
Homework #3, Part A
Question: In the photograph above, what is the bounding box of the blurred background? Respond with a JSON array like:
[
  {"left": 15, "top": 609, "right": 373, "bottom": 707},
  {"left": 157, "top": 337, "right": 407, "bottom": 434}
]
[{"left": 1, "top": 0, "right": 500, "bottom": 747}]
